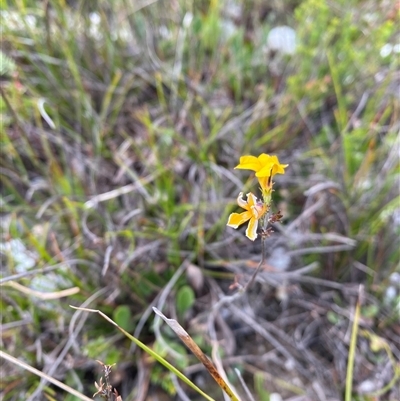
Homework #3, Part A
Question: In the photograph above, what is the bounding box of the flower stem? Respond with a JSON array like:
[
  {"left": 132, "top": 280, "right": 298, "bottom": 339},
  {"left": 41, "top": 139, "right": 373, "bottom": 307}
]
[{"left": 243, "top": 236, "right": 266, "bottom": 292}]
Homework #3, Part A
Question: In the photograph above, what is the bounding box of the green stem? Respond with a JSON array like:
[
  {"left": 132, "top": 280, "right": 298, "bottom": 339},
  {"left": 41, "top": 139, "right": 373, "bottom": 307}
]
[{"left": 345, "top": 286, "right": 362, "bottom": 401}]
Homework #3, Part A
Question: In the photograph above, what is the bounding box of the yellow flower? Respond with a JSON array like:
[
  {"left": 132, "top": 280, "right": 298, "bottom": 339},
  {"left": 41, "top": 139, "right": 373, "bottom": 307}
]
[
  {"left": 235, "top": 154, "right": 288, "bottom": 191},
  {"left": 227, "top": 192, "right": 267, "bottom": 241}
]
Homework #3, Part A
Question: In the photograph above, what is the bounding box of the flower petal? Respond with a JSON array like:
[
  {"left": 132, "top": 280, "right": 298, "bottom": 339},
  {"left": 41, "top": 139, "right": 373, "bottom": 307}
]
[
  {"left": 227, "top": 211, "right": 252, "bottom": 228},
  {"left": 258, "top": 153, "right": 273, "bottom": 165},
  {"left": 257, "top": 176, "right": 271, "bottom": 190},
  {"left": 234, "top": 155, "right": 261, "bottom": 171},
  {"left": 245, "top": 192, "right": 258, "bottom": 207},
  {"left": 250, "top": 203, "right": 266, "bottom": 219},
  {"left": 271, "top": 163, "right": 288, "bottom": 175},
  {"left": 270, "top": 155, "right": 288, "bottom": 174},
  {"left": 255, "top": 166, "right": 273, "bottom": 177},
  {"left": 236, "top": 192, "right": 249, "bottom": 210},
  {"left": 245, "top": 217, "right": 258, "bottom": 241},
  {"left": 256, "top": 155, "right": 288, "bottom": 177}
]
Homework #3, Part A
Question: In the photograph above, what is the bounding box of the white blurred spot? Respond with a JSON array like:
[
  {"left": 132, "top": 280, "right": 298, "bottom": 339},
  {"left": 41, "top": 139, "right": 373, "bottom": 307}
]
[
  {"left": 357, "top": 379, "right": 378, "bottom": 394},
  {"left": 270, "top": 393, "right": 283, "bottom": 401},
  {"left": 384, "top": 286, "right": 397, "bottom": 304},
  {"left": 267, "top": 26, "right": 297, "bottom": 55},
  {"left": 268, "top": 246, "right": 291, "bottom": 271},
  {"left": 159, "top": 26, "right": 171, "bottom": 39},
  {"left": 393, "top": 208, "right": 400, "bottom": 227},
  {"left": 389, "top": 272, "right": 400, "bottom": 286},
  {"left": 183, "top": 12, "right": 193, "bottom": 29},
  {"left": 380, "top": 43, "right": 392, "bottom": 58},
  {"left": 0, "top": 239, "right": 36, "bottom": 273},
  {"left": 89, "top": 12, "right": 102, "bottom": 40},
  {"left": 89, "top": 12, "right": 101, "bottom": 25},
  {"left": 25, "top": 15, "right": 36, "bottom": 28}
]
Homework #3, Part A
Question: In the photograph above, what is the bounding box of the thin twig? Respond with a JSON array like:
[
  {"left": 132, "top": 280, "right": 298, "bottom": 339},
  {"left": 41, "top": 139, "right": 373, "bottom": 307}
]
[
  {"left": 243, "top": 236, "right": 266, "bottom": 291},
  {"left": 0, "top": 351, "right": 93, "bottom": 401},
  {"left": 0, "top": 259, "right": 98, "bottom": 284},
  {"left": 27, "top": 288, "right": 109, "bottom": 401}
]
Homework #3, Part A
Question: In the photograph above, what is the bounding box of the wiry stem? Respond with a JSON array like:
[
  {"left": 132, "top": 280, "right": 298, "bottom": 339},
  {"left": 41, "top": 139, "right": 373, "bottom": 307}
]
[
  {"left": 243, "top": 238, "right": 265, "bottom": 292},
  {"left": 243, "top": 208, "right": 270, "bottom": 292}
]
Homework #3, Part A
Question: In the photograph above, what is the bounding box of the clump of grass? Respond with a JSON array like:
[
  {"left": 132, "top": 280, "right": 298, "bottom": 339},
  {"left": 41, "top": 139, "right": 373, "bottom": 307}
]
[{"left": 1, "top": 0, "right": 399, "bottom": 400}]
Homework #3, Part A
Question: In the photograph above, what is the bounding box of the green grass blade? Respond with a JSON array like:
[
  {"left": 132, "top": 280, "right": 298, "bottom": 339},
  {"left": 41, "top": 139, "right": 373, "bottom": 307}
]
[
  {"left": 345, "top": 286, "right": 362, "bottom": 401},
  {"left": 70, "top": 306, "right": 217, "bottom": 401}
]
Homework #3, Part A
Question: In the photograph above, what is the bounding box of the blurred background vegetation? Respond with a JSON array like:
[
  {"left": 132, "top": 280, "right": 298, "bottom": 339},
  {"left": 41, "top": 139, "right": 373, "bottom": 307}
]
[{"left": 1, "top": 0, "right": 399, "bottom": 400}]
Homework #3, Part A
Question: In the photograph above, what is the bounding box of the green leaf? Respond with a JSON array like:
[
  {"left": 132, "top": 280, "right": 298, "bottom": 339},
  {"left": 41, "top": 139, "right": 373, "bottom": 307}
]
[
  {"left": 327, "top": 311, "right": 340, "bottom": 325},
  {"left": 176, "top": 285, "right": 195, "bottom": 317},
  {"left": 112, "top": 305, "right": 133, "bottom": 331}
]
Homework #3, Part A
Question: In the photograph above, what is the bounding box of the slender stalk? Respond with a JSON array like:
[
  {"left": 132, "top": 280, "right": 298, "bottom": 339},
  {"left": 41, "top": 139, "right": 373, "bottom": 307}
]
[
  {"left": 345, "top": 285, "right": 362, "bottom": 401},
  {"left": 0, "top": 351, "right": 93, "bottom": 401},
  {"left": 244, "top": 236, "right": 266, "bottom": 292},
  {"left": 244, "top": 209, "right": 270, "bottom": 292}
]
